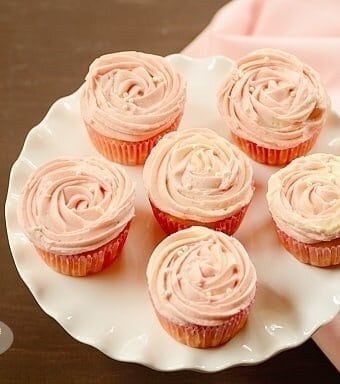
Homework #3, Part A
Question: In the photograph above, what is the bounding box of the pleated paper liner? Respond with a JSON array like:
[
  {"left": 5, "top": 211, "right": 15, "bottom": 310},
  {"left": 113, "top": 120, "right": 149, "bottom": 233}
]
[
  {"left": 155, "top": 303, "right": 252, "bottom": 348},
  {"left": 275, "top": 226, "right": 340, "bottom": 267},
  {"left": 150, "top": 201, "right": 250, "bottom": 236},
  {"left": 86, "top": 114, "right": 183, "bottom": 166},
  {"left": 36, "top": 223, "right": 131, "bottom": 276},
  {"left": 231, "top": 130, "right": 320, "bottom": 166}
]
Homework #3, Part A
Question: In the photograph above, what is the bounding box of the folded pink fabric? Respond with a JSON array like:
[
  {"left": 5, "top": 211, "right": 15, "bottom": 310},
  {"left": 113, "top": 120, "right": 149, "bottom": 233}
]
[
  {"left": 183, "top": 0, "right": 340, "bottom": 109},
  {"left": 182, "top": 0, "right": 340, "bottom": 370}
]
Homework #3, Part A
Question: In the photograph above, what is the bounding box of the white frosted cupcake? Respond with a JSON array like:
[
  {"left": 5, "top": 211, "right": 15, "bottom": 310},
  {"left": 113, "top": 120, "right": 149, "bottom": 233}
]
[
  {"left": 17, "top": 157, "right": 135, "bottom": 276},
  {"left": 267, "top": 153, "right": 339, "bottom": 267},
  {"left": 218, "top": 48, "right": 330, "bottom": 165},
  {"left": 143, "top": 128, "right": 254, "bottom": 235},
  {"left": 80, "top": 51, "right": 186, "bottom": 165},
  {"left": 147, "top": 226, "right": 257, "bottom": 348}
]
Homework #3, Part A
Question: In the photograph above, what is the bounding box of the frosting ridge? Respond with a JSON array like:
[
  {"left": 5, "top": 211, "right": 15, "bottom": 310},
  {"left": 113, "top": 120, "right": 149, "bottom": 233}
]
[
  {"left": 80, "top": 51, "right": 186, "bottom": 142},
  {"left": 267, "top": 153, "right": 340, "bottom": 244},
  {"left": 218, "top": 48, "right": 329, "bottom": 149},
  {"left": 146, "top": 226, "right": 257, "bottom": 326},
  {"left": 17, "top": 157, "right": 135, "bottom": 254},
  {"left": 143, "top": 128, "right": 254, "bottom": 222}
]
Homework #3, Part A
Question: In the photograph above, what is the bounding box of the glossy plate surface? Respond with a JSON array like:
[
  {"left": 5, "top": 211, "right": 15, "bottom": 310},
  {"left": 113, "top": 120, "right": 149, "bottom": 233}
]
[{"left": 5, "top": 54, "right": 340, "bottom": 372}]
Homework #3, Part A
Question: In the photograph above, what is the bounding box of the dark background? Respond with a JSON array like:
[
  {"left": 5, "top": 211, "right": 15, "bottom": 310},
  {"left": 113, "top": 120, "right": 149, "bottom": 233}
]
[{"left": 0, "top": 1, "right": 338, "bottom": 382}]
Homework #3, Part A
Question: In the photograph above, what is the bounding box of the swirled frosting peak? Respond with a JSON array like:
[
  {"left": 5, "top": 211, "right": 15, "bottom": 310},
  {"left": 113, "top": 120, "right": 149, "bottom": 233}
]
[
  {"left": 218, "top": 48, "right": 330, "bottom": 149},
  {"left": 267, "top": 153, "right": 340, "bottom": 244},
  {"left": 80, "top": 51, "right": 186, "bottom": 142},
  {"left": 143, "top": 128, "right": 254, "bottom": 222},
  {"left": 147, "top": 226, "right": 257, "bottom": 326},
  {"left": 17, "top": 157, "right": 135, "bottom": 255}
]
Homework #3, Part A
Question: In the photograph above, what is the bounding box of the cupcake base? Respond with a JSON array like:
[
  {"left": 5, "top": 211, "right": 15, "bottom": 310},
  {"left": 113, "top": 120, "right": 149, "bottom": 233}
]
[
  {"left": 275, "top": 226, "right": 340, "bottom": 267},
  {"left": 36, "top": 223, "right": 131, "bottom": 276},
  {"left": 150, "top": 201, "right": 249, "bottom": 235},
  {"left": 86, "top": 115, "right": 183, "bottom": 166},
  {"left": 155, "top": 305, "right": 251, "bottom": 348},
  {"left": 231, "top": 131, "right": 319, "bottom": 166}
]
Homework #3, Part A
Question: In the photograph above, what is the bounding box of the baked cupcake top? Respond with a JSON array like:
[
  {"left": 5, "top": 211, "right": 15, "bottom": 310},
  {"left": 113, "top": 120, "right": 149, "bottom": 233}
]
[
  {"left": 146, "top": 226, "right": 257, "bottom": 326},
  {"left": 267, "top": 153, "right": 340, "bottom": 244},
  {"left": 80, "top": 51, "right": 186, "bottom": 142},
  {"left": 17, "top": 157, "right": 135, "bottom": 255},
  {"left": 143, "top": 128, "right": 254, "bottom": 222},
  {"left": 218, "top": 48, "right": 329, "bottom": 149}
]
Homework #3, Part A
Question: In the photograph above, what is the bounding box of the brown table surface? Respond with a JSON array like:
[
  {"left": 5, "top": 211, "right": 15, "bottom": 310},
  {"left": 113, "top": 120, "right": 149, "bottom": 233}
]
[{"left": 0, "top": 0, "right": 338, "bottom": 382}]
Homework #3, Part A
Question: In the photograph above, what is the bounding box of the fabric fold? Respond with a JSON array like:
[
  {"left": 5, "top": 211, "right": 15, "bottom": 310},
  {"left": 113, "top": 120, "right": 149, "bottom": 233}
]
[{"left": 183, "top": 0, "right": 340, "bottom": 109}]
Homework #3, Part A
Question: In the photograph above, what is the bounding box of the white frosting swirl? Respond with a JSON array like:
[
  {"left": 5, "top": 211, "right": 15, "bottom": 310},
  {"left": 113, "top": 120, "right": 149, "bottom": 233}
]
[
  {"left": 143, "top": 128, "right": 254, "bottom": 222},
  {"left": 267, "top": 153, "right": 340, "bottom": 244},
  {"left": 80, "top": 51, "right": 186, "bottom": 142},
  {"left": 17, "top": 157, "right": 135, "bottom": 255},
  {"left": 147, "top": 226, "right": 257, "bottom": 326},
  {"left": 218, "top": 48, "right": 330, "bottom": 149}
]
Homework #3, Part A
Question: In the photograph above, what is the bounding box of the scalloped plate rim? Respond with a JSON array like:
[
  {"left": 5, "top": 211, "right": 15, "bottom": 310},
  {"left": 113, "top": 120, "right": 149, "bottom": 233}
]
[{"left": 5, "top": 53, "right": 340, "bottom": 372}]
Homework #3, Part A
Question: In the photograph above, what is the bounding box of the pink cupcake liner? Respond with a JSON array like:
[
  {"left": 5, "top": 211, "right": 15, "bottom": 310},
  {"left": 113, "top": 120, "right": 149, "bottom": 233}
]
[
  {"left": 231, "top": 130, "right": 320, "bottom": 166},
  {"left": 275, "top": 226, "right": 340, "bottom": 267},
  {"left": 36, "top": 223, "right": 131, "bottom": 276},
  {"left": 86, "top": 114, "right": 183, "bottom": 166},
  {"left": 155, "top": 304, "right": 252, "bottom": 348},
  {"left": 150, "top": 201, "right": 250, "bottom": 236}
]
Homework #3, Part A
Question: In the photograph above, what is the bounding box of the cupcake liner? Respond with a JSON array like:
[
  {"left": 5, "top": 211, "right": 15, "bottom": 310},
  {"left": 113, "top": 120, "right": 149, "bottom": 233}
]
[
  {"left": 150, "top": 201, "right": 250, "bottom": 235},
  {"left": 86, "top": 114, "right": 183, "bottom": 165},
  {"left": 275, "top": 226, "right": 340, "bottom": 267},
  {"left": 36, "top": 223, "right": 131, "bottom": 276},
  {"left": 155, "top": 304, "right": 251, "bottom": 348},
  {"left": 231, "top": 130, "right": 320, "bottom": 166}
]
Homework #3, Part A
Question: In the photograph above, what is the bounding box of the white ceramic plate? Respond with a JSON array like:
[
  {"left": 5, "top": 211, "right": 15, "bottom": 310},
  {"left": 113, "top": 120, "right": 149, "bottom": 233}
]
[{"left": 5, "top": 54, "right": 340, "bottom": 372}]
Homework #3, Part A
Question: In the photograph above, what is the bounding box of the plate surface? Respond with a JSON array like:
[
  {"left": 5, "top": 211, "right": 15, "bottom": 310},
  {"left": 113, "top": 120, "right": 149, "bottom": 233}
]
[{"left": 5, "top": 54, "right": 340, "bottom": 372}]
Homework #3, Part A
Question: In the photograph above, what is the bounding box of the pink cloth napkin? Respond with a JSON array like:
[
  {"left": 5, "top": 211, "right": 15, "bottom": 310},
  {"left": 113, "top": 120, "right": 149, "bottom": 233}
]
[
  {"left": 182, "top": 0, "right": 340, "bottom": 370},
  {"left": 183, "top": 0, "right": 340, "bottom": 110}
]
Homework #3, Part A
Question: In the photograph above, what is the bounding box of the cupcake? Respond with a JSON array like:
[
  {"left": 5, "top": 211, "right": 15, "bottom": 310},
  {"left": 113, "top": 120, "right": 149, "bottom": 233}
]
[
  {"left": 143, "top": 128, "right": 254, "bottom": 235},
  {"left": 218, "top": 48, "right": 330, "bottom": 165},
  {"left": 17, "top": 157, "right": 135, "bottom": 276},
  {"left": 146, "top": 226, "right": 257, "bottom": 348},
  {"left": 80, "top": 51, "right": 186, "bottom": 165},
  {"left": 267, "top": 153, "right": 339, "bottom": 267}
]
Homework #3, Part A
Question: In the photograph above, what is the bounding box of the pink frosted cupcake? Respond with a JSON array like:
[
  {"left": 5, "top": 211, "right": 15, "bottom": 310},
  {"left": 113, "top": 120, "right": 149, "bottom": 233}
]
[
  {"left": 218, "top": 48, "right": 330, "bottom": 165},
  {"left": 267, "top": 153, "right": 339, "bottom": 267},
  {"left": 143, "top": 128, "right": 254, "bottom": 235},
  {"left": 80, "top": 51, "right": 186, "bottom": 165},
  {"left": 17, "top": 157, "right": 135, "bottom": 276},
  {"left": 146, "top": 226, "right": 257, "bottom": 348}
]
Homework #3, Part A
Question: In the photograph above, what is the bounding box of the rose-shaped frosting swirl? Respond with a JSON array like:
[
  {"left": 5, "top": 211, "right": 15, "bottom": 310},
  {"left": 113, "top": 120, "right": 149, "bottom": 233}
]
[
  {"left": 17, "top": 157, "right": 135, "bottom": 255},
  {"left": 143, "top": 128, "right": 254, "bottom": 222},
  {"left": 147, "top": 226, "right": 257, "bottom": 326},
  {"left": 218, "top": 48, "right": 330, "bottom": 149},
  {"left": 267, "top": 153, "right": 340, "bottom": 244},
  {"left": 80, "top": 51, "right": 186, "bottom": 142}
]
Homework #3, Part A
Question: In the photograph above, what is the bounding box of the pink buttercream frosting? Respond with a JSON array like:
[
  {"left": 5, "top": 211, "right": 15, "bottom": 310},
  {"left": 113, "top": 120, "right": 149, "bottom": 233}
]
[
  {"left": 143, "top": 128, "right": 254, "bottom": 222},
  {"left": 267, "top": 153, "right": 340, "bottom": 244},
  {"left": 80, "top": 51, "right": 186, "bottom": 142},
  {"left": 146, "top": 226, "right": 257, "bottom": 326},
  {"left": 218, "top": 48, "right": 330, "bottom": 149},
  {"left": 17, "top": 157, "right": 135, "bottom": 255}
]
